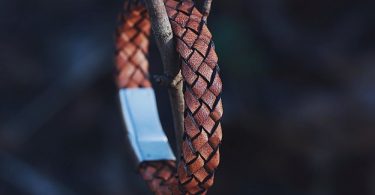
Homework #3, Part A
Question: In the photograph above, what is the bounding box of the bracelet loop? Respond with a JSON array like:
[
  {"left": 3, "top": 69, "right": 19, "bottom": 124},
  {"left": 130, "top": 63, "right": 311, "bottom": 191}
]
[{"left": 116, "top": 0, "right": 223, "bottom": 194}]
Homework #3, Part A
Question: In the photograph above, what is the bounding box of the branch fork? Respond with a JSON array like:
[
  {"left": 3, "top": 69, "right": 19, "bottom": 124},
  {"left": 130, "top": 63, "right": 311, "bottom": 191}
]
[{"left": 142, "top": 0, "right": 212, "bottom": 159}]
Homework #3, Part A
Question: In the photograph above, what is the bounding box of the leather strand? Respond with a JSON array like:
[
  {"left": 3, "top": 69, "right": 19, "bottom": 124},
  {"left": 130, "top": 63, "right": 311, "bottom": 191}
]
[
  {"left": 139, "top": 161, "right": 179, "bottom": 195},
  {"left": 165, "top": 1, "right": 222, "bottom": 194},
  {"left": 116, "top": 2, "right": 151, "bottom": 88},
  {"left": 116, "top": 0, "right": 223, "bottom": 194}
]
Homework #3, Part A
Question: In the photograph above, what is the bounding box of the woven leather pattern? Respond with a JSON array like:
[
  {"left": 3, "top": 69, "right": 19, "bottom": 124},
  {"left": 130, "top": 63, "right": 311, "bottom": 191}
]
[
  {"left": 116, "top": 2, "right": 152, "bottom": 88},
  {"left": 139, "top": 161, "right": 179, "bottom": 195},
  {"left": 165, "top": 0, "right": 222, "bottom": 194},
  {"left": 116, "top": 2, "right": 180, "bottom": 194},
  {"left": 116, "top": 0, "right": 223, "bottom": 194}
]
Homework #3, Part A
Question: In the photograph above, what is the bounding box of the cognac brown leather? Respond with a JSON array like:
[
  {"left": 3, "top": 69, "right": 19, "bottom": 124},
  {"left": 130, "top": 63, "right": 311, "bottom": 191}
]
[
  {"left": 116, "top": 0, "right": 223, "bottom": 194},
  {"left": 116, "top": 1, "right": 151, "bottom": 88}
]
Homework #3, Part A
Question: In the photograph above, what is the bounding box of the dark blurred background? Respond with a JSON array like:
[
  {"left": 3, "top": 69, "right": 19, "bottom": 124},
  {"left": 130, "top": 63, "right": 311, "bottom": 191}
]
[{"left": 1, "top": 0, "right": 375, "bottom": 194}]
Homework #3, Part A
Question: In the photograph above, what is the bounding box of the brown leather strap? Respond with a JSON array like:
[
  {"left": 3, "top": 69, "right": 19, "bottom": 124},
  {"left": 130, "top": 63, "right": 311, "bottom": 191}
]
[
  {"left": 116, "top": 0, "right": 223, "bottom": 194},
  {"left": 116, "top": 1, "right": 151, "bottom": 88},
  {"left": 139, "top": 161, "right": 179, "bottom": 195}
]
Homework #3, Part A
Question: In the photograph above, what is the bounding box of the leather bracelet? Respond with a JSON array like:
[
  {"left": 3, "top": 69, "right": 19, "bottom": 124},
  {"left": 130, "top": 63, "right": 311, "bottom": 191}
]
[{"left": 115, "top": 0, "right": 223, "bottom": 194}]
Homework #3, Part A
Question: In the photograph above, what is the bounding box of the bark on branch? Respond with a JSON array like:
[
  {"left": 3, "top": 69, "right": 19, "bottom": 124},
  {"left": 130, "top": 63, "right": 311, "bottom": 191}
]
[
  {"left": 143, "top": 0, "right": 184, "bottom": 161},
  {"left": 200, "top": 0, "right": 213, "bottom": 22}
]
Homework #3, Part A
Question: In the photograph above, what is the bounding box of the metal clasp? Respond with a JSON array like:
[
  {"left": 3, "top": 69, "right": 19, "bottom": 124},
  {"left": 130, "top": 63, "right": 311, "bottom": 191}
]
[{"left": 119, "top": 88, "right": 176, "bottom": 164}]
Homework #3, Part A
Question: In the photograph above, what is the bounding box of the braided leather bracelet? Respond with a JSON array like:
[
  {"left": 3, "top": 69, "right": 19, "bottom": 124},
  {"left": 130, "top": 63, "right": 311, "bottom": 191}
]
[{"left": 115, "top": 0, "right": 222, "bottom": 194}]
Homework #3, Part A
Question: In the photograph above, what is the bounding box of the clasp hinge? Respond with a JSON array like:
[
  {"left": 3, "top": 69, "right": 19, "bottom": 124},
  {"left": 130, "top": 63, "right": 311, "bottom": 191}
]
[{"left": 119, "top": 88, "right": 176, "bottom": 164}]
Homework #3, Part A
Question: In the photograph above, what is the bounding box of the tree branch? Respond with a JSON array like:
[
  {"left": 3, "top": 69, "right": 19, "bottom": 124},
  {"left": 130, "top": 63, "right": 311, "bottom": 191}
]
[
  {"left": 195, "top": 0, "right": 212, "bottom": 22},
  {"left": 143, "top": 0, "right": 184, "bottom": 161},
  {"left": 202, "top": 0, "right": 212, "bottom": 22}
]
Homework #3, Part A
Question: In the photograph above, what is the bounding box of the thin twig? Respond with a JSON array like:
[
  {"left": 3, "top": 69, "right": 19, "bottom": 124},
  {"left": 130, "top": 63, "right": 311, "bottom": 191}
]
[
  {"left": 202, "top": 0, "right": 213, "bottom": 22},
  {"left": 194, "top": 0, "right": 213, "bottom": 22},
  {"left": 143, "top": 0, "right": 184, "bottom": 161}
]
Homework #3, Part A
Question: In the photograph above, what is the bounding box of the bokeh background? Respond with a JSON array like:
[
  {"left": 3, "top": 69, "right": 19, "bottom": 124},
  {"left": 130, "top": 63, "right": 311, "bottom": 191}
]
[{"left": 1, "top": 0, "right": 375, "bottom": 194}]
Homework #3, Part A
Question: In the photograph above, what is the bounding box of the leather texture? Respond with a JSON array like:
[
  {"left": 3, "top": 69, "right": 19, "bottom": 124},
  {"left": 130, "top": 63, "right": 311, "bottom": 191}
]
[
  {"left": 116, "top": 1, "right": 151, "bottom": 88},
  {"left": 116, "top": 0, "right": 223, "bottom": 194}
]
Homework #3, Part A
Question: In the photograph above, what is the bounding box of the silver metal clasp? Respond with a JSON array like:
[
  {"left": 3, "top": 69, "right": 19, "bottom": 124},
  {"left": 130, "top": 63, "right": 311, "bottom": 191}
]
[{"left": 119, "top": 88, "right": 176, "bottom": 164}]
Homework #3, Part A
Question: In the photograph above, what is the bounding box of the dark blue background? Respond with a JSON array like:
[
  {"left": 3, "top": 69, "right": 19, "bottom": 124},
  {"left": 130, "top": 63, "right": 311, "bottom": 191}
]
[{"left": 1, "top": 0, "right": 375, "bottom": 194}]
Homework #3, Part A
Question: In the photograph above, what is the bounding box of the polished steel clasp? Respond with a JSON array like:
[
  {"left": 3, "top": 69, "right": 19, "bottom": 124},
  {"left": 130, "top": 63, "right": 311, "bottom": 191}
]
[{"left": 119, "top": 88, "right": 176, "bottom": 164}]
